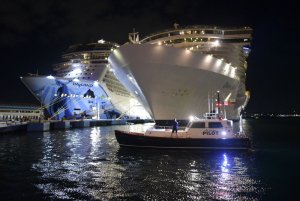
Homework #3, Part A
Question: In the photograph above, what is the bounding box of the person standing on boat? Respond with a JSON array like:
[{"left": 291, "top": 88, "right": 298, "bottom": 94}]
[{"left": 172, "top": 118, "right": 178, "bottom": 136}]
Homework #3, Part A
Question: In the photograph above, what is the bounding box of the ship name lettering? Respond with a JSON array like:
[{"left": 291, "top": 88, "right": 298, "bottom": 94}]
[{"left": 73, "top": 82, "right": 93, "bottom": 87}]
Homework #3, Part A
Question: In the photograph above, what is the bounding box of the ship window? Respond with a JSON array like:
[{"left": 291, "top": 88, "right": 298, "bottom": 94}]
[
  {"left": 208, "top": 122, "right": 223, "bottom": 128},
  {"left": 191, "top": 122, "right": 205, "bottom": 128}
]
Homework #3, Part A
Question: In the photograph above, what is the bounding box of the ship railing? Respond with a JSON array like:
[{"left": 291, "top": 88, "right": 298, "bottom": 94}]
[
  {"left": 154, "top": 125, "right": 172, "bottom": 130},
  {"left": 141, "top": 25, "right": 252, "bottom": 42},
  {"left": 203, "top": 113, "right": 222, "bottom": 119}
]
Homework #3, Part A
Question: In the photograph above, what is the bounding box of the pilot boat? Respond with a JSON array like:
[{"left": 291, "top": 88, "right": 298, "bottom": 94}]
[{"left": 115, "top": 113, "right": 251, "bottom": 149}]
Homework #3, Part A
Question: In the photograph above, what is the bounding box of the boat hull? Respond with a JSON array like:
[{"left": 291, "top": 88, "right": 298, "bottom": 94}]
[{"left": 115, "top": 130, "right": 251, "bottom": 149}]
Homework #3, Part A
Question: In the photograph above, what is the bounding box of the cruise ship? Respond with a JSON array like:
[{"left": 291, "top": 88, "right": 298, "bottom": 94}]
[
  {"left": 21, "top": 40, "right": 150, "bottom": 120},
  {"left": 109, "top": 25, "right": 252, "bottom": 121}
]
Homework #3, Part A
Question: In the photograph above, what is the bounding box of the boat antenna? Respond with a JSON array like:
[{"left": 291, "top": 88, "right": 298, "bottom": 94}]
[
  {"left": 208, "top": 91, "right": 211, "bottom": 113},
  {"left": 211, "top": 92, "right": 214, "bottom": 114}
]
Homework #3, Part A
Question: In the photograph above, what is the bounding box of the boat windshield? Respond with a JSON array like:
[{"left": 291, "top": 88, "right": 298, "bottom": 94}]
[{"left": 186, "top": 121, "right": 193, "bottom": 128}]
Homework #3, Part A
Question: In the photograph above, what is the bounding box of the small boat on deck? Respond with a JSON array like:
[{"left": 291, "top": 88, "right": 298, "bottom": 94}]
[{"left": 115, "top": 113, "right": 251, "bottom": 150}]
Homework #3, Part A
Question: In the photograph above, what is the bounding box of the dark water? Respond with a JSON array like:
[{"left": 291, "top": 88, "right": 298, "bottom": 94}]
[{"left": 0, "top": 118, "right": 299, "bottom": 200}]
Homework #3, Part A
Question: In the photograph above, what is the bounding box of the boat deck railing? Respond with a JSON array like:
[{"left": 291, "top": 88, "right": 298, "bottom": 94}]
[{"left": 154, "top": 125, "right": 186, "bottom": 130}]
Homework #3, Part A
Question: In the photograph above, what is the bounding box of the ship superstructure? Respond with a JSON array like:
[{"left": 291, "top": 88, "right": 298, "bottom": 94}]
[
  {"left": 21, "top": 40, "right": 149, "bottom": 120},
  {"left": 109, "top": 25, "right": 252, "bottom": 121}
]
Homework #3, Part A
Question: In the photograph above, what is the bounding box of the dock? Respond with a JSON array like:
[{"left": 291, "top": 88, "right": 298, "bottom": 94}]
[{"left": 0, "top": 119, "right": 154, "bottom": 133}]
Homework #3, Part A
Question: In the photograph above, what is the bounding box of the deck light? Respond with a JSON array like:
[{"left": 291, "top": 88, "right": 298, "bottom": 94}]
[
  {"left": 213, "top": 40, "right": 220, "bottom": 47},
  {"left": 94, "top": 81, "right": 99, "bottom": 86},
  {"left": 47, "top": 75, "right": 55, "bottom": 79}
]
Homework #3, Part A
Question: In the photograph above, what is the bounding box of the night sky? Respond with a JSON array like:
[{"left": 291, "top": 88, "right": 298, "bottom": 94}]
[{"left": 0, "top": 0, "right": 298, "bottom": 114}]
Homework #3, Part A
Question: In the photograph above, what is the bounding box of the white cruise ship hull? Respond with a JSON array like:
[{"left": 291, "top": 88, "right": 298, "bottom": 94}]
[{"left": 109, "top": 44, "right": 248, "bottom": 121}]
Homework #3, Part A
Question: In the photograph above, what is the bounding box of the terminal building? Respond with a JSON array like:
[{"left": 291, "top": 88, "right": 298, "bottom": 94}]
[{"left": 0, "top": 103, "right": 42, "bottom": 121}]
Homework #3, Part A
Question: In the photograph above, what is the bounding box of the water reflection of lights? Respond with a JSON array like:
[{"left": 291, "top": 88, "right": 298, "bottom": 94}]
[
  {"left": 216, "top": 153, "right": 232, "bottom": 200},
  {"left": 29, "top": 125, "right": 265, "bottom": 200},
  {"left": 90, "top": 127, "right": 101, "bottom": 149},
  {"left": 221, "top": 154, "right": 230, "bottom": 178}
]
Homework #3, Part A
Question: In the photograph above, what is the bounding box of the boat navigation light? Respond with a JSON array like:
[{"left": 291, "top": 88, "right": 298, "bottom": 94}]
[{"left": 221, "top": 131, "right": 227, "bottom": 136}]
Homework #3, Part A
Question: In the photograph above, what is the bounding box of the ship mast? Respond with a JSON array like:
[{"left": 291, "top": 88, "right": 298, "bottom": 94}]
[{"left": 128, "top": 28, "right": 140, "bottom": 44}]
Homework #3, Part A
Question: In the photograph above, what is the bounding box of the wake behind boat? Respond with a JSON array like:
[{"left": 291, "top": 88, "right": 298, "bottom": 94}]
[{"left": 115, "top": 113, "right": 251, "bottom": 150}]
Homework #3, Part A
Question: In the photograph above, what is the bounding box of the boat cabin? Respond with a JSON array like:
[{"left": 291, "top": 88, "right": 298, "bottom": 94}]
[{"left": 146, "top": 117, "right": 234, "bottom": 139}]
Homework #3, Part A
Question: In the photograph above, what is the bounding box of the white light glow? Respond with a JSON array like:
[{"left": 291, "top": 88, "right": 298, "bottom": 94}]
[
  {"left": 216, "top": 59, "right": 222, "bottom": 67},
  {"left": 224, "top": 64, "right": 230, "bottom": 74},
  {"left": 73, "top": 78, "right": 80, "bottom": 82},
  {"left": 230, "top": 68, "right": 236, "bottom": 78},
  {"left": 94, "top": 81, "right": 99, "bottom": 86},
  {"left": 189, "top": 116, "right": 194, "bottom": 121},
  {"left": 213, "top": 40, "right": 220, "bottom": 47},
  {"left": 47, "top": 75, "right": 55, "bottom": 79},
  {"left": 204, "top": 54, "right": 213, "bottom": 63},
  {"left": 98, "top": 39, "right": 105, "bottom": 44},
  {"left": 73, "top": 68, "right": 82, "bottom": 74},
  {"left": 72, "top": 63, "right": 80, "bottom": 68},
  {"left": 221, "top": 131, "right": 227, "bottom": 135},
  {"left": 158, "top": 41, "right": 162, "bottom": 45}
]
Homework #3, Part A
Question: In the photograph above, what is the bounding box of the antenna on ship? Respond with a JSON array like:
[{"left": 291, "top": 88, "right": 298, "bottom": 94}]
[
  {"left": 128, "top": 28, "right": 140, "bottom": 44},
  {"left": 174, "top": 22, "right": 179, "bottom": 29}
]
